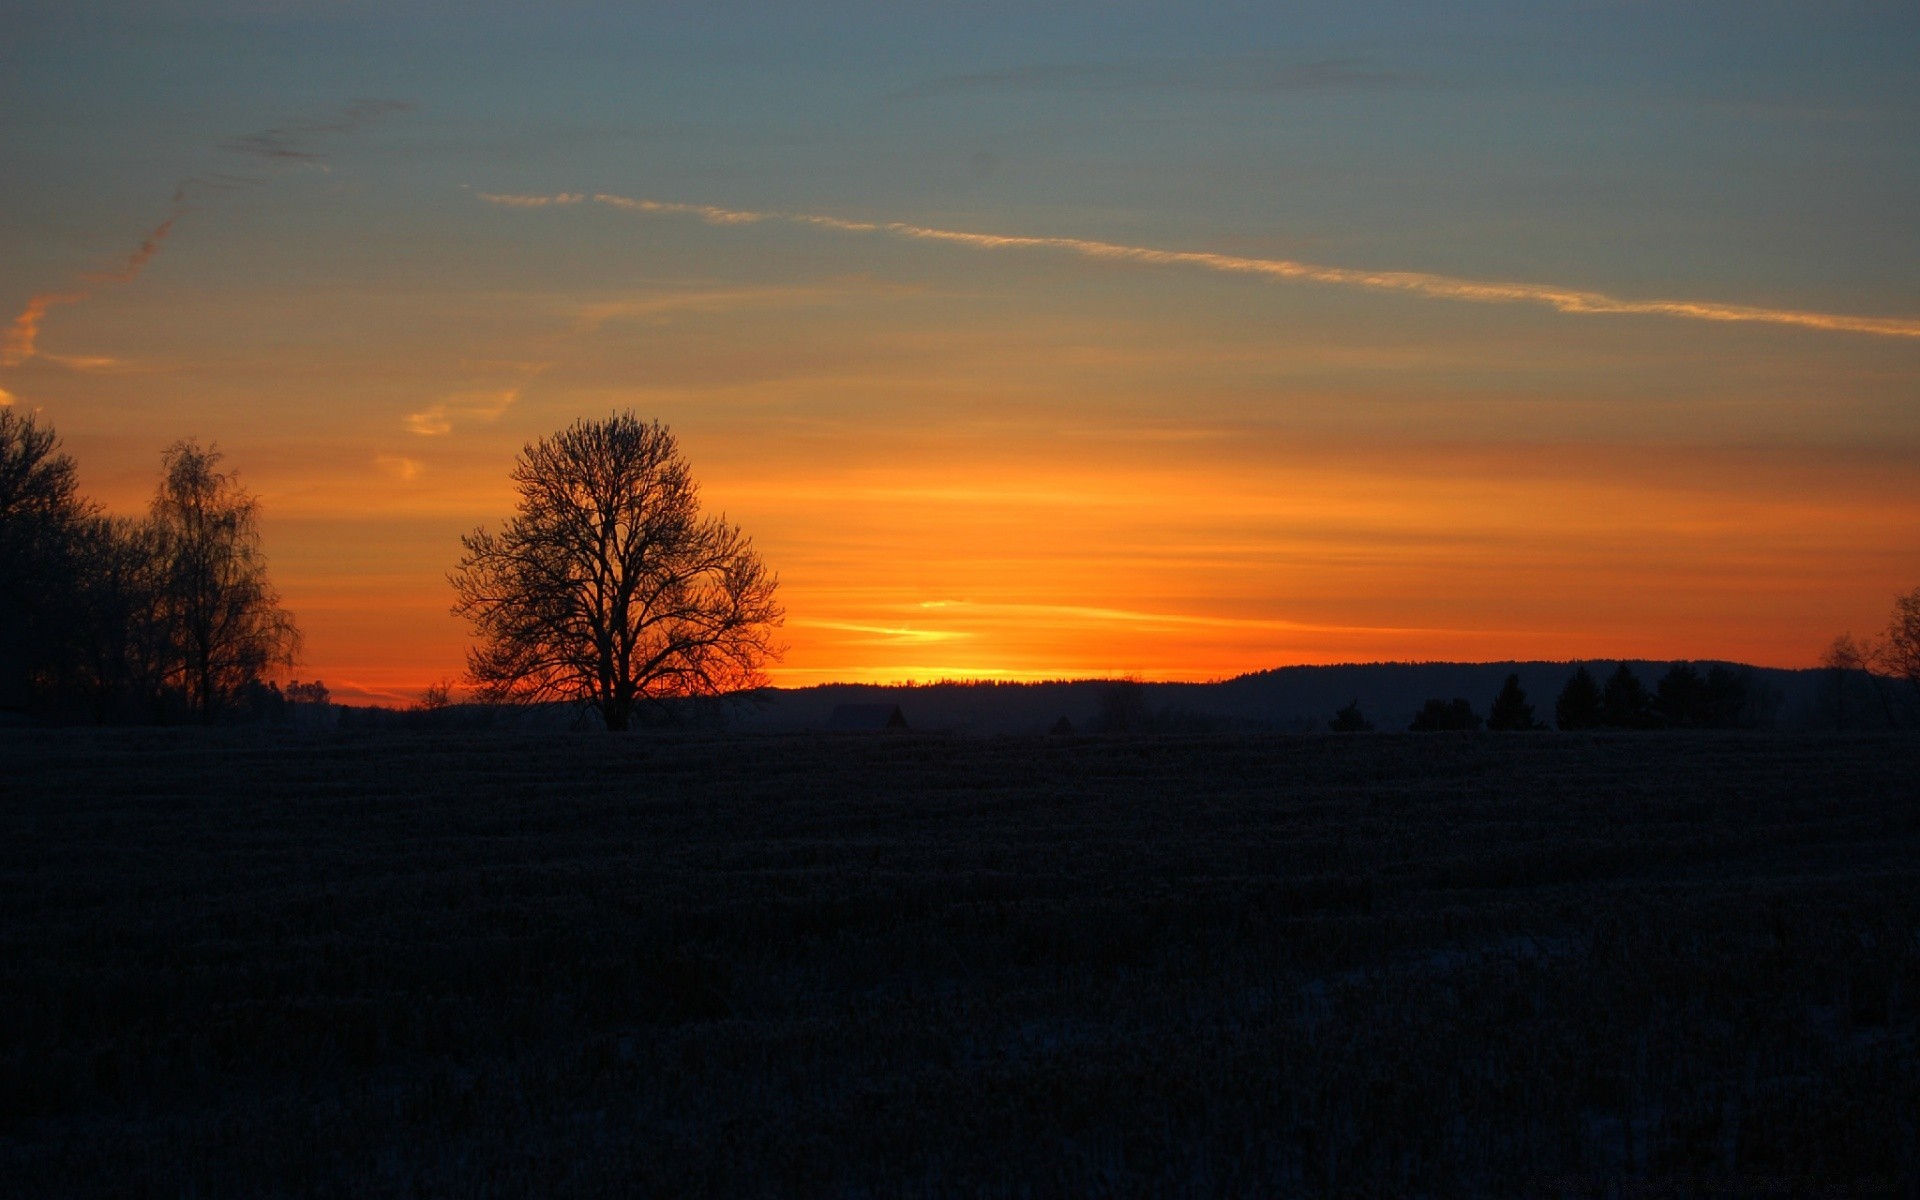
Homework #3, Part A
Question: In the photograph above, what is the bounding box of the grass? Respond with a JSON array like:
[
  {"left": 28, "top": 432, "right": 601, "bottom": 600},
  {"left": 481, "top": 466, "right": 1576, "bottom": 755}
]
[{"left": 2, "top": 728, "right": 1917, "bottom": 1196}]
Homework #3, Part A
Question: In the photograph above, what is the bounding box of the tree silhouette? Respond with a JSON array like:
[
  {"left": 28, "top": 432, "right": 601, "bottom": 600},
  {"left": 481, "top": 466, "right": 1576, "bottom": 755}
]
[
  {"left": 1879, "top": 587, "right": 1920, "bottom": 707},
  {"left": 0, "top": 411, "right": 95, "bottom": 712},
  {"left": 1601, "top": 664, "right": 1653, "bottom": 729},
  {"left": 1486, "top": 674, "right": 1542, "bottom": 730},
  {"left": 1654, "top": 662, "right": 1707, "bottom": 728},
  {"left": 414, "top": 678, "right": 455, "bottom": 712},
  {"left": 150, "top": 441, "right": 300, "bottom": 722},
  {"left": 1554, "top": 666, "right": 1603, "bottom": 730},
  {"left": 1702, "top": 664, "right": 1754, "bottom": 729},
  {"left": 1329, "top": 699, "right": 1373, "bottom": 732},
  {"left": 451, "top": 414, "right": 783, "bottom": 731},
  {"left": 1093, "top": 679, "right": 1150, "bottom": 733},
  {"left": 68, "top": 515, "right": 171, "bottom": 721},
  {"left": 1, "top": 420, "right": 299, "bottom": 723},
  {"left": 1409, "top": 697, "right": 1482, "bottom": 731},
  {"left": 286, "top": 679, "right": 331, "bottom": 706},
  {"left": 1821, "top": 635, "right": 1869, "bottom": 730}
]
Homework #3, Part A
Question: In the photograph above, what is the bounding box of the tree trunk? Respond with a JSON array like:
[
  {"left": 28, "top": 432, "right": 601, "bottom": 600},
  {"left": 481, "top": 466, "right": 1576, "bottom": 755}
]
[{"left": 199, "top": 658, "right": 217, "bottom": 724}]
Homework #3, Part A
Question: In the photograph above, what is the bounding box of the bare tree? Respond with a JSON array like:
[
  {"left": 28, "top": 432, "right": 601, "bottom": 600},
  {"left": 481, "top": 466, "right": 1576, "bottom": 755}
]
[
  {"left": 413, "top": 678, "right": 455, "bottom": 712},
  {"left": 1821, "top": 633, "right": 1872, "bottom": 730},
  {"left": 450, "top": 414, "right": 783, "bottom": 730},
  {"left": 1876, "top": 587, "right": 1920, "bottom": 704},
  {"left": 150, "top": 441, "right": 300, "bottom": 721},
  {"left": 0, "top": 411, "right": 96, "bottom": 712},
  {"left": 285, "top": 679, "right": 332, "bottom": 706},
  {"left": 68, "top": 515, "right": 173, "bottom": 722}
]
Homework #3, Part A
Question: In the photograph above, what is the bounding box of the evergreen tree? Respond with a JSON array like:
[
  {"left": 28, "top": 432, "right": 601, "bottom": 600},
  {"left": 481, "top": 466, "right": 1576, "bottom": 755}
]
[
  {"left": 1487, "top": 673, "right": 1541, "bottom": 730},
  {"left": 1601, "top": 664, "right": 1653, "bottom": 729},
  {"left": 1654, "top": 662, "right": 1708, "bottom": 728},
  {"left": 1702, "top": 665, "right": 1752, "bottom": 729},
  {"left": 1329, "top": 700, "right": 1373, "bottom": 732},
  {"left": 1555, "top": 666, "right": 1603, "bottom": 730},
  {"left": 1409, "top": 697, "right": 1482, "bottom": 731}
]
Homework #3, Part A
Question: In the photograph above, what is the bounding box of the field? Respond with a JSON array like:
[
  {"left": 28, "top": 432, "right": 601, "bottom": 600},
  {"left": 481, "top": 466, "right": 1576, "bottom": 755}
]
[{"left": 3, "top": 729, "right": 1917, "bottom": 1196}]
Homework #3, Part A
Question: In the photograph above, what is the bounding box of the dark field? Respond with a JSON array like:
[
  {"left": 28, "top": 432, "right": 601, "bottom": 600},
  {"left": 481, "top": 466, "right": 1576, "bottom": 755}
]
[{"left": 3, "top": 730, "right": 1917, "bottom": 1197}]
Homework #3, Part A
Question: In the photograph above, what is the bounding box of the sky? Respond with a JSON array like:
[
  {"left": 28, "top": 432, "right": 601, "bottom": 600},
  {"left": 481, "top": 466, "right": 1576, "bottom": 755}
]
[{"left": 3, "top": 1, "right": 1917, "bottom": 703}]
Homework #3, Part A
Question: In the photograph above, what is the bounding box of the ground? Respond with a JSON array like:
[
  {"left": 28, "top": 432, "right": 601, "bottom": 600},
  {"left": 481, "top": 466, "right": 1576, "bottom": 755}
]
[{"left": 2, "top": 729, "right": 1916, "bottom": 1196}]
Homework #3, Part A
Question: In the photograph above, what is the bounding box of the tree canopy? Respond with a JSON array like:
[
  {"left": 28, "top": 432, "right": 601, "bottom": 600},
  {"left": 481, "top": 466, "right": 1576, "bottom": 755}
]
[
  {"left": 450, "top": 413, "right": 783, "bottom": 730},
  {"left": 1409, "top": 697, "right": 1482, "bottom": 732},
  {"left": 151, "top": 441, "right": 301, "bottom": 720},
  {"left": 0, "top": 418, "right": 298, "bottom": 723},
  {"left": 1554, "top": 666, "right": 1603, "bottom": 730},
  {"left": 1486, "top": 674, "right": 1542, "bottom": 731}
]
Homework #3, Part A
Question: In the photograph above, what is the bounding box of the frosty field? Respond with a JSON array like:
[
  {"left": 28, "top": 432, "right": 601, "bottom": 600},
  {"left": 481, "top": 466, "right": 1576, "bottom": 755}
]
[{"left": 3, "top": 729, "right": 1916, "bottom": 1196}]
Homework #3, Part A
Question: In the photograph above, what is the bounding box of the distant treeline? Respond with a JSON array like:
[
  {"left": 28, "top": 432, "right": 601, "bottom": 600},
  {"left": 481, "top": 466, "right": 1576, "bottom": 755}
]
[
  {"left": 1339, "top": 662, "right": 1775, "bottom": 734},
  {"left": 1, "top": 412, "right": 297, "bottom": 724},
  {"left": 745, "top": 651, "right": 1919, "bottom": 735}
]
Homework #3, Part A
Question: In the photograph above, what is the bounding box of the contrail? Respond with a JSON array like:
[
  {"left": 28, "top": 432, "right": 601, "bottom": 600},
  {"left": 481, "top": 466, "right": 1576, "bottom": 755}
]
[
  {"left": 84, "top": 215, "right": 179, "bottom": 285},
  {"left": 2, "top": 100, "right": 410, "bottom": 369},
  {"left": 479, "top": 190, "right": 1920, "bottom": 341}
]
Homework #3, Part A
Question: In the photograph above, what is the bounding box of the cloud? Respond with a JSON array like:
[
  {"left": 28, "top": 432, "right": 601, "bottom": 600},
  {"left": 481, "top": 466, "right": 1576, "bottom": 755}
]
[
  {"left": 223, "top": 98, "right": 414, "bottom": 164},
  {"left": 406, "top": 387, "right": 521, "bottom": 436},
  {"left": 2, "top": 293, "right": 86, "bottom": 367},
  {"left": 0, "top": 387, "right": 13, "bottom": 406},
  {"left": 406, "top": 408, "right": 454, "bottom": 436},
  {"left": 570, "top": 283, "right": 900, "bottom": 333},
  {"left": 793, "top": 620, "right": 970, "bottom": 644},
  {"left": 487, "top": 191, "right": 1920, "bottom": 342},
  {"left": 81, "top": 215, "right": 178, "bottom": 285},
  {"left": 891, "top": 56, "right": 1412, "bottom": 102},
  {"left": 2, "top": 99, "right": 411, "bottom": 366},
  {"left": 916, "top": 599, "right": 1435, "bottom": 636},
  {"left": 36, "top": 353, "right": 149, "bottom": 374},
  {"left": 374, "top": 454, "right": 423, "bottom": 481},
  {"left": 476, "top": 192, "right": 584, "bottom": 208}
]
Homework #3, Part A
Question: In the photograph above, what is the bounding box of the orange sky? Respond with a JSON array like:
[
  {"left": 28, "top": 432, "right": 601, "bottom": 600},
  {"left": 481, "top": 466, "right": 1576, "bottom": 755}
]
[{"left": 12, "top": 220, "right": 1917, "bottom": 703}]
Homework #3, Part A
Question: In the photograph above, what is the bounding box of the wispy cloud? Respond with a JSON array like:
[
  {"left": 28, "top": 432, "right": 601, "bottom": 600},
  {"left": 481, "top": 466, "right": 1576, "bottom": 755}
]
[
  {"left": 1, "top": 99, "right": 411, "bottom": 368},
  {"left": 222, "top": 98, "right": 414, "bottom": 164},
  {"left": 35, "top": 352, "right": 154, "bottom": 374},
  {"left": 475, "top": 191, "right": 584, "bottom": 208},
  {"left": 82, "top": 215, "right": 179, "bottom": 285},
  {"left": 572, "top": 283, "right": 903, "bottom": 333},
  {"left": 0, "top": 387, "right": 14, "bottom": 407},
  {"left": 407, "top": 387, "right": 523, "bottom": 436},
  {"left": 373, "top": 454, "right": 424, "bottom": 481},
  {"left": 480, "top": 191, "right": 1920, "bottom": 341},
  {"left": 1, "top": 293, "right": 86, "bottom": 367},
  {"left": 891, "top": 56, "right": 1412, "bottom": 102},
  {"left": 917, "top": 599, "right": 1437, "bottom": 636},
  {"left": 793, "top": 619, "right": 970, "bottom": 644}
]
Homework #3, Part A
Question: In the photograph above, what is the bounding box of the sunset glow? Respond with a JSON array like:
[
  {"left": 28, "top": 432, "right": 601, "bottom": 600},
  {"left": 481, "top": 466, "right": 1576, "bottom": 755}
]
[{"left": 5, "top": 4, "right": 1916, "bottom": 703}]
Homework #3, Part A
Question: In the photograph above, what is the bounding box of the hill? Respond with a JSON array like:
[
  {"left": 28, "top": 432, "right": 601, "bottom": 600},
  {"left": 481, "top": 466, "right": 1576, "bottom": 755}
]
[{"left": 739, "top": 660, "right": 1839, "bottom": 735}]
